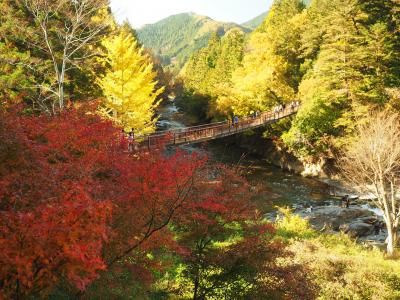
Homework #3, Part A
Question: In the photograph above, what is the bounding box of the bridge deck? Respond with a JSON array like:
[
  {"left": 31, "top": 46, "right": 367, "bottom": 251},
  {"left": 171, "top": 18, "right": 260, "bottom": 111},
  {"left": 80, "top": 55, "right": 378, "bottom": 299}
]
[{"left": 139, "top": 106, "right": 299, "bottom": 150}]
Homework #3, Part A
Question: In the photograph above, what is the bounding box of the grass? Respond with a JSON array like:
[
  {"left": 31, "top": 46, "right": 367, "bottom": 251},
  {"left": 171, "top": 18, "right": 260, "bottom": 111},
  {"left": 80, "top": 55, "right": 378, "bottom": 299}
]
[{"left": 275, "top": 208, "right": 400, "bottom": 300}]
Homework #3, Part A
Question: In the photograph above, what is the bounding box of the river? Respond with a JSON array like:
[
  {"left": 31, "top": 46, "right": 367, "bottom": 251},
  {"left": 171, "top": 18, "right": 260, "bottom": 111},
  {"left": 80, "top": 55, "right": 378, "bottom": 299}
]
[
  {"left": 157, "top": 103, "right": 343, "bottom": 216},
  {"left": 157, "top": 102, "right": 388, "bottom": 244}
]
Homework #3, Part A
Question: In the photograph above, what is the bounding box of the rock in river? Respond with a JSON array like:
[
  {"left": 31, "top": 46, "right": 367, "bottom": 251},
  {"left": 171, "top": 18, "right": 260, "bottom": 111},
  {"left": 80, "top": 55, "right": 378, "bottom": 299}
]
[
  {"left": 299, "top": 206, "right": 374, "bottom": 232},
  {"left": 339, "top": 222, "right": 374, "bottom": 238}
]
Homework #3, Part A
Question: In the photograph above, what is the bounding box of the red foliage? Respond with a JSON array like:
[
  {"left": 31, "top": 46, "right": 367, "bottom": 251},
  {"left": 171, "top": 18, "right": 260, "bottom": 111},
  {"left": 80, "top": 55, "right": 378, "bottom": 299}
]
[
  {"left": 0, "top": 106, "right": 204, "bottom": 298},
  {"left": 170, "top": 165, "right": 316, "bottom": 300}
]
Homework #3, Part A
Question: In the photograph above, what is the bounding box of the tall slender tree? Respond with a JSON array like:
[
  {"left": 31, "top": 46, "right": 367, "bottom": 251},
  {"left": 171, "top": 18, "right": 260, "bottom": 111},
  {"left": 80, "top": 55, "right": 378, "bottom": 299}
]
[{"left": 98, "top": 25, "right": 163, "bottom": 134}]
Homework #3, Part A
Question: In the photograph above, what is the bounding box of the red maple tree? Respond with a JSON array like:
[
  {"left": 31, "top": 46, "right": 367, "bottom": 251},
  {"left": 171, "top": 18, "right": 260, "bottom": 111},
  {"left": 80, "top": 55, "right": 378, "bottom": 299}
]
[
  {"left": 0, "top": 106, "right": 204, "bottom": 299},
  {"left": 0, "top": 105, "right": 314, "bottom": 299},
  {"left": 169, "top": 165, "right": 316, "bottom": 300}
]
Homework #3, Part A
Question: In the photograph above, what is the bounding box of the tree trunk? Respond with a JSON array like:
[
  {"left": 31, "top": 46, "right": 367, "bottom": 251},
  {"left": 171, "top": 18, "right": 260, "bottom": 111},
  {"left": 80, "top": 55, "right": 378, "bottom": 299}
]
[
  {"left": 193, "top": 273, "right": 199, "bottom": 300},
  {"left": 59, "top": 83, "right": 64, "bottom": 110},
  {"left": 59, "top": 57, "right": 67, "bottom": 111},
  {"left": 386, "top": 224, "right": 398, "bottom": 256}
]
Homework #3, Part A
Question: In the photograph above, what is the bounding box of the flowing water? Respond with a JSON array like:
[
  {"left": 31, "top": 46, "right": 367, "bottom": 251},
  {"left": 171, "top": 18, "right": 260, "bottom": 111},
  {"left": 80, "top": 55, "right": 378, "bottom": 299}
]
[{"left": 157, "top": 103, "right": 343, "bottom": 215}]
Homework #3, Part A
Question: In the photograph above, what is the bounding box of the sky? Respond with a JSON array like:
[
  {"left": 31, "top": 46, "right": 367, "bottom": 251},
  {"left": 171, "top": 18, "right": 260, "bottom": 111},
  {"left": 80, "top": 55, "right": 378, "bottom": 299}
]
[{"left": 109, "top": 0, "right": 273, "bottom": 28}]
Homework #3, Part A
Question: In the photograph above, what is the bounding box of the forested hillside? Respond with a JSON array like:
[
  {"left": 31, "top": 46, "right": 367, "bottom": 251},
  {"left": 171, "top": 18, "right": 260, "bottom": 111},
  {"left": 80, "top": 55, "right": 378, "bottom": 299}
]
[
  {"left": 241, "top": 0, "right": 310, "bottom": 30},
  {"left": 137, "top": 13, "right": 249, "bottom": 69},
  {"left": 2, "top": 0, "right": 400, "bottom": 299},
  {"left": 241, "top": 11, "right": 269, "bottom": 29},
  {"left": 180, "top": 0, "right": 400, "bottom": 168}
]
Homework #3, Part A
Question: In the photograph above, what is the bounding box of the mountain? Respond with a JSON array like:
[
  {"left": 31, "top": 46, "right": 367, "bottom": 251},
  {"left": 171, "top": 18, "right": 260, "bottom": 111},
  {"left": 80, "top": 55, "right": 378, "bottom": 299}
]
[
  {"left": 241, "top": 0, "right": 311, "bottom": 30},
  {"left": 137, "top": 13, "right": 250, "bottom": 69},
  {"left": 241, "top": 12, "right": 269, "bottom": 30}
]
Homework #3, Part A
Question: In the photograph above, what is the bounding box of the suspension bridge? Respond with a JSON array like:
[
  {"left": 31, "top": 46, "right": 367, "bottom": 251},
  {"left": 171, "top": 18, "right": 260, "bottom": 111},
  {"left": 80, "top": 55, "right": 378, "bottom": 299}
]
[{"left": 138, "top": 105, "right": 299, "bottom": 150}]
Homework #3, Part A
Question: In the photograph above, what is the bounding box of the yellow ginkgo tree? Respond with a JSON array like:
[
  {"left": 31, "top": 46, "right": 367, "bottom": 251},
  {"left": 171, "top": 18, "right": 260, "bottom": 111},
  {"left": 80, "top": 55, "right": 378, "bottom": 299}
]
[{"left": 98, "top": 25, "right": 163, "bottom": 135}]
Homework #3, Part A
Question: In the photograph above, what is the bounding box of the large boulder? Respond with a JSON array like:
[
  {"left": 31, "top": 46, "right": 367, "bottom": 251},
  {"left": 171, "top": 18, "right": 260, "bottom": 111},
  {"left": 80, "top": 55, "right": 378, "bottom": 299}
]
[
  {"left": 300, "top": 206, "right": 374, "bottom": 231},
  {"left": 339, "top": 222, "right": 375, "bottom": 238}
]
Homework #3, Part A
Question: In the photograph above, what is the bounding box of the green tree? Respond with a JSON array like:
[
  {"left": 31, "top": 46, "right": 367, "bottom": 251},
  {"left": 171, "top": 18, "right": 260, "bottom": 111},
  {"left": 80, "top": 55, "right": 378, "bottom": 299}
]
[
  {"left": 283, "top": 0, "right": 400, "bottom": 158},
  {"left": 179, "top": 30, "right": 245, "bottom": 121},
  {"left": 182, "top": 32, "right": 221, "bottom": 95},
  {"left": 137, "top": 13, "right": 246, "bottom": 70},
  {"left": 0, "top": 0, "right": 39, "bottom": 106},
  {"left": 210, "top": 29, "right": 245, "bottom": 116},
  {"left": 0, "top": 41, "right": 33, "bottom": 106}
]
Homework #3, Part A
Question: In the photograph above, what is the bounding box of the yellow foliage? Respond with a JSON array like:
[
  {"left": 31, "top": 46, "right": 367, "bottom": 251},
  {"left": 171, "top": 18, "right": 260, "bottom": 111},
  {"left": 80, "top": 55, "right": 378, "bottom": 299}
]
[
  {"left": 215, "top": 0, "right": 304, "bottom": 117},
  {"left": 223, "top": 32, "right": 295, "bottom": 116},
  {"left": 275, "top": 206, "right": 316, "bottom": 239},
  {"left": 98, "top": 26, "right": 163, "bottom": 134}
]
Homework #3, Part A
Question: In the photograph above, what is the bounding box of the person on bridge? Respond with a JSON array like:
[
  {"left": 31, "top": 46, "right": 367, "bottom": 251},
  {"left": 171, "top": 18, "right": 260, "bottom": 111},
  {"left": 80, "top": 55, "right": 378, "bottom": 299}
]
[
  {"left": 120, "top": 129, "right": 126, "bottom": 139},
  {"left": 234, "top": 116, "right": 239, "bottom": 129},
  {"left": 290, "top": 101, "right": 296, "bottom": 112},
  {"left": 120, "top": 129, "right": 126, "bottom": 147},
  {"left": 128, "top": 130, "right": 135, "bottom": 152},
  {"left": 231, "top": 115, "right": 235, "bottom": 127},
  {"left": 274, "top": 105, "right": 283, "bottom": 118}
]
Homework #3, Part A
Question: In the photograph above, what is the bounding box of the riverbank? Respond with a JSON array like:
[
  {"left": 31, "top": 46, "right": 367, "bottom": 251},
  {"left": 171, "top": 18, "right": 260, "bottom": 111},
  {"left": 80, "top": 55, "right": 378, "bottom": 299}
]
[
  {"left": 275, "top": 210, "right": 400, "bottom": 299},
  {"left": 157, "top": 103, "right": 386, "bottom": 244},
  {"left": 202, "top": 139, "right": 388, "bottom": 243}
]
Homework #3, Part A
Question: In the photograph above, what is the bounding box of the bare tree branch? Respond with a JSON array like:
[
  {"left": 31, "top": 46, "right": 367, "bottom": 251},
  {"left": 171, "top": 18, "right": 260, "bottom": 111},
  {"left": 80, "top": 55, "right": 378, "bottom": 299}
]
[
  {"left": 22, "top": 0, "right": 110, "bottom": 112},
  {"left": 340, "top": 111, "right": 400, "bottom": 256}
]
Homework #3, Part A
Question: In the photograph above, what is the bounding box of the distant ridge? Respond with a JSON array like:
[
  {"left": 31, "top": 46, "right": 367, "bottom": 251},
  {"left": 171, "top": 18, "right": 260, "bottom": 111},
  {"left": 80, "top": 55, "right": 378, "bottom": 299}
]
[
  {"left": 241, "top": 11, "right": 269, "bottom": 30},
  {"left": 137, "top": 13, "right": 250, "bottom": 69},
  {"left": 241, "top": 0, "right": 311, "bottom": 30}
]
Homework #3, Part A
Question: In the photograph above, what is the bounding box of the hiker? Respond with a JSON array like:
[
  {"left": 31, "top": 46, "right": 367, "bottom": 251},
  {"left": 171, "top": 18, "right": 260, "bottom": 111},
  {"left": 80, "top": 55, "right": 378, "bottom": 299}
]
[
  {"left": 234, "top": 115, "right": 239, "bottom": 129},
  {"left": 379, "top": 221, "right": 385, "bottom": 233},
  {"left": 290, "top": 101, "right": 295, "bottom": 112},
  {"left": 275, "top": 105, "right": 281, "bottom": 118},
  {"left": 374, "top": 221, "right": 381, "bottom": 235},
  {"left": 128, "top": 130, "right": 135, "bottom": 152},
  {"left": 345, "top": 196, "right": 351, "bottom": 208},
  {"left": 273, "top": 106, "right": 278, "bottom": 118},
  {"left": 120, "top": 129, "right": 126, "bottom": 147},
  {"left": 341, "top": 195, "right": 349, "bottom": 208}
]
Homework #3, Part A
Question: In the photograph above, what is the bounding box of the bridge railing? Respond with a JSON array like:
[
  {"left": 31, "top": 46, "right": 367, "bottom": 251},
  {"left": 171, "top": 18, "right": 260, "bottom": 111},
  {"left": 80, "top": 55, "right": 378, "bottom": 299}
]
[{"left": 138, "top": 105, "right": 299, "bottom": 150}]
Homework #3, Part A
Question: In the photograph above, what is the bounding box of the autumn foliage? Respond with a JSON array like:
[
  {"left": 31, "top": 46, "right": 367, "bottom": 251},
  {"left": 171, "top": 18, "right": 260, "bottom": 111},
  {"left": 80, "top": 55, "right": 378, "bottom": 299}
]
[
  {"left": 0, "top": 106, "right": 203, "bottom": 298},
  {"left": 169, "top": 165, "right": 316, "bottom": 299},
  {"left": 0, "top": 105, "right": 314, "bottom": 299}
]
